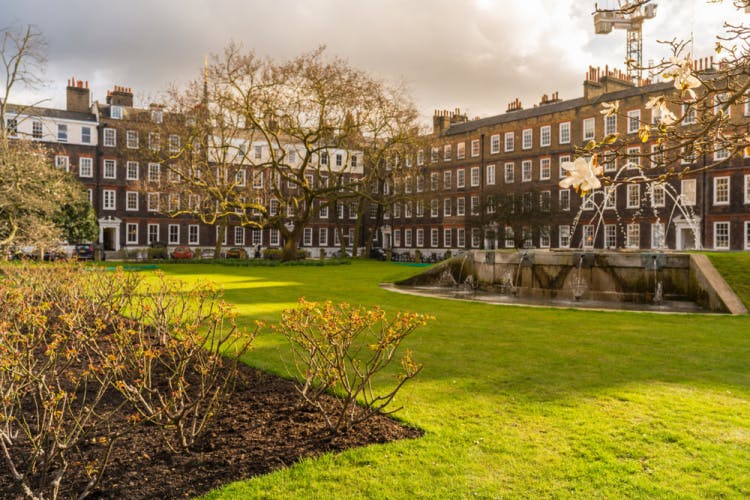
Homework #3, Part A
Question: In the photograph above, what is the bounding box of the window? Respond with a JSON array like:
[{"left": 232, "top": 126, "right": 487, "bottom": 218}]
[
  {"left": 682, "top": 103, "right": 697, "bottom": 125},
  {"left": 713, "top": 221, "right": 730, "bottom": 249},
  {"left": 601, "top": 151, "right": 617, "bottom": 173},
  {"left": 471, "top": 139, "right": 480, "bottom": 157},
  {"left": 651, "top": 183, "right": 666, "bottom": 207},
  {"left": 102, "top": 189, "right": 116, "bottom": 210},
  {"left": 351, "top": 154, "right": 357, "bottom": 167},
  {"left": 714, "top": 144, "right": 730, "bottom": 162},
  {"left": 651, "top": 144, "right": 664, "bottom": 168},
  {"left": 443, "top": 144, "right": 452, "bottom": 161},
  {"left": 126, "top": 130, "right": 138, "bottom": 149},
  {"left": 504, "top": 132, "right": 514, "bottom": 152},
  {"left": 148, "top": 163, "right": 160, "bottom": 183},
  {"left": 4, "top": 119, "right": 16, "bottom": 138},
  {"left": 169, "top": 224, "right": 181, "bottom": 245},
  {"left": 470, "top": 167, "right": 480, "bottom": 187},
  {"left": 714, "top": 93, "right": 730, "bottom": 117},
  {"left": 110, "top": 105, "right": 123, "bottom": 120},
  {"left": 417, "top": 150, "right": 424, "bottom": 166},
  {"left": 652, "top": 223, "right": 666, "bottom": 249},
  {"left": 416, "top": 200, "right": 424, "bottom": 218},
  {"left": 55, "top": 155, "right": 69, "bottom": 171},
  {"left": 405, "top": 229, "right": 412, "bottom": 247},
  {"left": 148, "top": 224, "right": 159, "bottom": 244},
  {"left": 626, "top": 223, "right": 640, "bottom": 248},
  {"left": 168, "top": 193, "right": 180, "bottom": 211},
  {"left": 539, "top": 158, "right": 551, "bottom": 180},
  {"left": 457, "top": 228, "right": 466, "bottom": 248},
  {"left": 559, "top": 225, "right": 571, "bottom": 248},
  {"left": 559, "top": 122, "right": 571, "bottom": 144},
  {"left": 583, "top": 118, "right": 595, "bottom": 140},
  {"left": 430, "top": 147, "right": 438, "bottom": 163},
  {"left": 151, "top": 109, "right": 163, "bottom": 123},
  {"left": 626, "top": 146, "right": 641, "bottom": 169},
  {"left": 319, "top": 203, "right": 329, "bottom": 219},
  {"left": 253, "top": 145, "right": 263, "bottom": 160},
  {"left": 444, "top": 229, "right": 452, "bottom": 248},
  {"left": 169, "top": 134, "right": 180, "bottom": 154},
  {"left": 416, "top": 175, "right": 424, "bottom": 192},
  {"left": 714, "top": 176, "right": 730, "bottom": 205},
  {"left": 234, "top": 168, "right": 246, "bottom": 187},
  {"left": 604, "top": 186, "right": 617, "bottom": 209},
  {"left": 149, "top": 132, "right": 160, "bottom": 151},
  {"left": 126, "top": 223, "right": 138, "bottom": 244},
  {"left": 147, "top": 192, "right": 160, "bottom": 212},
  {"left": 486, "top": 164, "right": 495, "bottom": 185},
  {"left": 188, "top": 224, "right": 200, "bottom": 245},
  {"left": 443, "top": 170, "right": 452, "bottom": 190},
  {"left": 505, "top": 226, "right": 515, "bottom": 248},
  {"left": 431, "top": 228, "right": 439, "bottom": 247},
  {"left": 471, "top": 196, "right": 480, "bottom": 215},
  {"left": 582, "top": 193, "right": 595, "bottom": 211},
  {"left": 229, "top": 226, "right": 243, "bottom": 246},
  {"left": 456, "top": 142, "right": 465, "bottom": 160},
  {"left": 444, "top": 198, "right": 451, "bottom": 216},
  {"left": 126, "top": 161, "right": 139, "bottom": 180},
  {"left": 126, "top": 191, "right": 138, "bottom": 211},
  {"left": 627, "top": 110, "right": 641, "bottom": 134},
  {"left": 393, "top": 202, "right": 401, "bottom": 218},
  {"left": 431, "top": 172, "right": 439, "bottom": 191},
  {"left": 559, "top": 189, "right": 570, "bottom": 211},
  {"left": 627, "top": 184, "right": 640, "bottom": 208},
  {"left": 472, "top": 228, "right": 481, "bottom": 248},
  {"left": 583, "top": 225, "right": 595, "bottom": 248},
  {"left": 431, "top": 199, "right": 439, "bottom": 217},
  {"left": 270, "top": 229, "right": 280, "bottom": 247},
  {"left": 490, "top": 134, "right": 500, "bottom": 154},
  {"left": 57, "top": 124, "right": 68, "bottom": 142},
  {"left": 457, "top": 197, "right": 465, "bottom": 216},
  {"left": 103, "top": 159, "right": 116, "bottom": 179},
  {"left": 79, "top": 157, "right": 93, "bottom": 178},
  {"left": 252, "top": 229, "right": 262, "bottom": 246},
  {"left": 504, "top": 162, "right": 514, "bottom": 183},
  {"left": 605, "top": 224, "right": 617, "bottom": 248},
  {"left": 457, "top": 169, "right": 465, "bottom": 188},
  {"left": 604, "top": 114, "right": 617, "bottom": 135},
  {"left": 540, "top": 125, "right": 551, "bottom": 147},
  {"left": 539, "top": 226, "right": 551, "bottom": 248},
  {"left": 745, "top": 175, "right": 750, "bottom": 204},
  {"left": 539, "top": 191, "right": 551, "bottom": 212},
  {"left": 521, "top": 160, "right": 532, "bottom": 182},
  {"left": 558, "top": 155, "right": 571, "bottom": 178},
  {"left": 522, "top": 129, "right": 532, "bottom": 149},
  {"left": 215, "top": 226, "right": 228, "bottom": 246},
  {"left": 416, "top": 229, "right": 424, "bottom": 247},
  {"left": 681, "top": 179, "right": 697, "bottom": 206},
  {"left": 103, "top": 128, "right": 115, "bottom": 147},
  {"left": 32, "top": 120, "right": 42, "bottom": 139}
]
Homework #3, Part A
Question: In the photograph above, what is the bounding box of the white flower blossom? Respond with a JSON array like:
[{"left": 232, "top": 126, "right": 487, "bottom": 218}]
[
  {"left": 663, "top": 56, "right": 701, "bottom": 99},
  {"left": 645, "top": 95, "right": 677, "bottom": 126},
  {"left": 600, "top": 100, "right": 620, "bottom": 117},
  {"left": 558, "top": 156, "right": 603, "bottom": 194}
]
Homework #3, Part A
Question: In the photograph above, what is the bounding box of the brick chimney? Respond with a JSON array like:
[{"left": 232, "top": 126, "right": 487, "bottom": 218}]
[
  {"left": 66, "top": 77, "right": 91, "bottom": 113},
  {"left": 106, "top": 85, "right": 134, "bottom": 107}
]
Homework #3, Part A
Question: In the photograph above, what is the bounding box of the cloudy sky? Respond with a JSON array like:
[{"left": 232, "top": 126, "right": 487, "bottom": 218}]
[{"left": 3, "top": 0, "right": 743, "bottom": 123}]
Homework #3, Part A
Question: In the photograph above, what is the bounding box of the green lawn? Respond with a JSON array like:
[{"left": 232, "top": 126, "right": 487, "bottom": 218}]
[{"left": 158, "top": 260, "right": 750, "bottom": 499}]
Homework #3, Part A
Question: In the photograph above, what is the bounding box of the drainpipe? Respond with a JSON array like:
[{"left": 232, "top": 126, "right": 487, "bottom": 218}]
[{"left": 480, "top": 133, "right": 486, "bottom": 249}]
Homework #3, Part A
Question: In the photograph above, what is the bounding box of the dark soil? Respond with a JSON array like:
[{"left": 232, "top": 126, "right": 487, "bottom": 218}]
[{"left": 0, "top": 363, "right": 422, "bottom": 499}]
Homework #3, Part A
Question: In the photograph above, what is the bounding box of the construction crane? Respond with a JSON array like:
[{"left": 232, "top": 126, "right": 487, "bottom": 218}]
[{"left": 593, "top": 1, "right": 657, "bottom": 84}]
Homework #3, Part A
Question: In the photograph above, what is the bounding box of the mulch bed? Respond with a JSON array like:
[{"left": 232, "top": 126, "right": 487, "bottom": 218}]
[{"left": 0, "top": 363, "right": 422, "bottom": 499}]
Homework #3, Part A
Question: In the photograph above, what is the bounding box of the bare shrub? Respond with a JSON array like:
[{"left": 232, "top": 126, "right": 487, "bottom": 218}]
[{"left": 276, "top": 298, "right": 431, "bottom": 434}]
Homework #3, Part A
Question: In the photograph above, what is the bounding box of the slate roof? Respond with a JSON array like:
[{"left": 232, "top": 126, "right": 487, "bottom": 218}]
[{"left": 7, "top": 103, "right": 96, "bottom": 122}]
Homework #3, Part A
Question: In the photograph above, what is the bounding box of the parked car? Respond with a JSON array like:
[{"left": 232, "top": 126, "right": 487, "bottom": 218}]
[
  {"left": 73, "top": 243, "right": 96, "bottom": 261},
  {"left": 331, "top": 248, "right": 353, "bottom": 258},
  {"left": 199, "top": 248, "right": 215, "bottom": 259},
  {"left": 171, "top": 246, "right": 195, "bottom": 260},
  {"left": 369, "top": 247, "right": 387, "bottom": 261},
  {"left": 225, "top": 247, "right": 248, "bottom": 259}
]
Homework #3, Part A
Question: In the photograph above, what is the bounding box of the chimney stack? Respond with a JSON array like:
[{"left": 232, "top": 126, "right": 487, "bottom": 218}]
[
  {"left": 106, "top": 85, "right": 134, "bottom": 107},
  {"left": 66, "top": 77, "right": 91, "bottom": 113}
]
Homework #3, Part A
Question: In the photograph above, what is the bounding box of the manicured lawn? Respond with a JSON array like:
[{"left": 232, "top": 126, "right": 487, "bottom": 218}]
[{"left": 158, "top": 260, "right": 750, "bottom": 499}]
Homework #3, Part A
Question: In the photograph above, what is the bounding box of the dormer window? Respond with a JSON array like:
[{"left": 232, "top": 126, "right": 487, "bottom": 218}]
[
  {"left": 151, "top": 109, "right": 163, "bottom": 124},
  {"left": 110, "top": 105, "right": 123, "bottom": 119}
]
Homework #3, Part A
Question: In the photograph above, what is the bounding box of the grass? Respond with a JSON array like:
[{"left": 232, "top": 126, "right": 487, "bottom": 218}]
[
  {"left": 154, "top": 259, "right": 750, "bottom": 499},
  {"left": 706, "top": 252, "right": 750, "bottom": 308}
]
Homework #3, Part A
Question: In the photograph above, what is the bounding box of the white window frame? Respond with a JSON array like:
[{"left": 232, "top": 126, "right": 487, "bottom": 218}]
[
  {"left": 626, "top": 223, "right": 640, "bottom": 249},
  {"left": 559, "top": 188, "right": 570, "bottom": 211},
  {"left": 103, "top": 128, "right": 116, "bottom": 147},
  {"left": 490, "top": 134, "right": 500, "bottom": 154},
  {"left": 583, "top": 225, "right": 595, "bottom": 249},
  {"left": 504, "top": 132, "right": 514, "bottom": 152},
  {"left": 605, "top": 224, "right": 617, "bottom": 248},
  {"left": 559, "top": 122, "right": 570, "bottom": 144},
  {"left": 681, "top": 179, "right": 697, "bottom": 206},
  {"left": 169, "top": 224, "right": 181, "bottom": 245},
  {"left": 486, "top": 164, "right": 495, "bottom": 185},
  {"left": 627, "top": 110, "right": 641, "bottom": 134},
  {"left": 559, "top": 225, "right": 571, "bottom": 248},
  {"left": 126, "top": 161, "right": 139, "bottom": 180},
  {"left": 148, "top": 224, "right": 159, "bottom": 244},
  {"left": 103, "top": 159, "right": 116, "bottom": 179},
  {"left": 126, "top": 223, "right": 138, "bottom": 244},
  {"left": 539, "top": 158, "right": 551, "bottom": 180},
  {"left": 431, "top": 228, "right": 439, "bottom": 248},
  {"left": 558, "top": 155, "right": 571, "bottom": 178},
  {"left": 471, "top": 139, "right": 481, "bottom": 157},
  {"left": 457, "top": 169, "right": 465, "bottom": 188},
  {"left": 583, "top": 118, "right": 595, "bottom": 141},
  {"left": 79, "top": 157, "right": 93, "bottom": 178},
  {"left": 444, "top": 228, "right": 452, "bottom": 248},
  {"left": 540, "top": 125, "right": 551, "bottom": 147},
  {"left": 470, "top": 167, "right": 480, "bottom": 187},
  {"left": 627, "top": 184, "right": 640, "bottom": 209},
  {"left": 103, "top": 189, "right": 116, "bottom": 210},
  {"left": 416, "top": 228, "right": 424, "bottom": 247},
  {"left": 125, "top": 191, "right": 139, "bottom": 211},
  {"left": 147, "top": 192, "right": 160, "bottom": 212},
  {"left": 126, "top": 130, "right": 138, "bottom": 149},
  {"left": 457, "top": 228, "right": 465, "bottom": 248},
  {"left": 522, "top": 128, "right": 532, "bottom": 150},
  {"left": 713, "top": 221, "right": 730, "bottom": 250},
  {"left": 504, "top": 162, "right": 514, "bottom": 183},
  {"left": 521, "top": 160, "right": 532, "bottom": 182},
  {"left": 651, "top": 223, "right": 666, "bottom": 249},
  {"left": 713, "top": 176, "right": 730, "bottom": 206}
]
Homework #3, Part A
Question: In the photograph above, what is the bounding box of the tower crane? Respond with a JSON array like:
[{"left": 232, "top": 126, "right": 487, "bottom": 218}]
[{"left": 593, "top": 1, "right": 657, "bottom": 84}]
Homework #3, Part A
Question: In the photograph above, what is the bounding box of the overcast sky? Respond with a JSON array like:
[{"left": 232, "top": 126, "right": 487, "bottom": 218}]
[{"left": 3, "top": 0, "right": 743, "bottom": 123}]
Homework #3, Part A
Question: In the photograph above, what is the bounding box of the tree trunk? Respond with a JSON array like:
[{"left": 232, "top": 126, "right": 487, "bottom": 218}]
[
  {"left": 214, "top": 221, "right": 227, "bottom": 257},
  {"left": 282, "top": 235, "right": 299, "bottom": 261}
]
